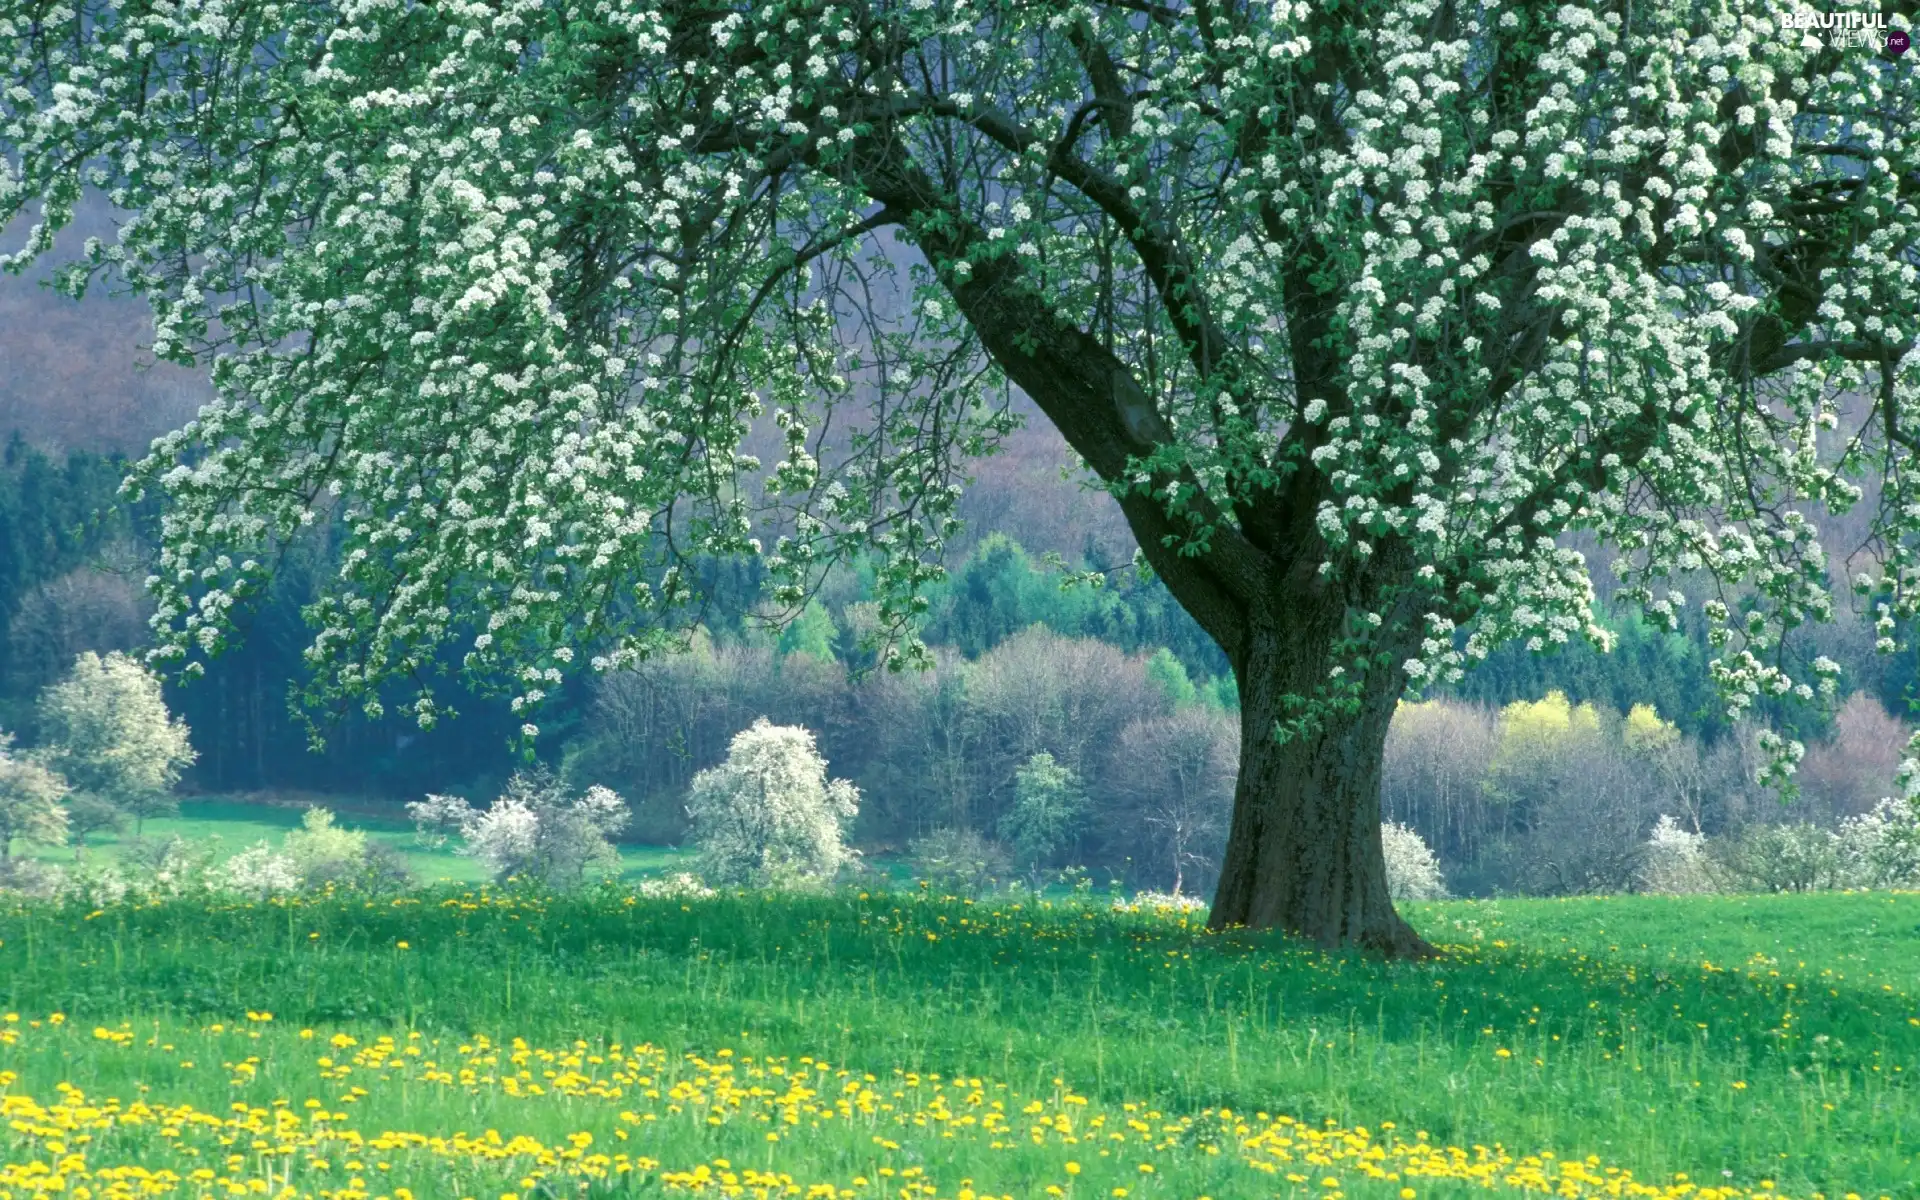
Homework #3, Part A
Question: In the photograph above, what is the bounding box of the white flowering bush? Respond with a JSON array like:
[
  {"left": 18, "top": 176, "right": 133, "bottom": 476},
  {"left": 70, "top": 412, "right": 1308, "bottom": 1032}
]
[
  {"left": 459, "top": 797, "right": 541, "bottom": 878},
  {"left": 686, "top": 719, "right": 860, "bottom": 889},
  {"left": 1837, "top": 797, "right": 1920, "bottom": 889},
  {"left": 1639, "top": 815, "right": 1715, "bottom": 896},
  {"left": 1381, "top": 822, "right": 1448, "bottom": 902},
  {"left": 0, "top": 856, "right": 65, "bottom": 899},
  {"left": 117, "top": 835, "right": 224, "bottom": 899},
  {"left": 1711, "top": 823, "right": 1848, "bottom": 894},
  {"left": 409, "top": 769, "right": 630, "bottom": 887},
  {"left": 636, "top": 872, "right": 716, "bottom": 901},
  {"left": 0, "top": 736, "right": 70, "bottom": 864},
  {"left": 219, "top": 841, "right": 302, "bottom": 900},
  {"left": 407, "top": 793, "right": 482, "bottom": 850},
  {"left": 8, "top": 0, "right": 1916, "bottom": 950},
  {"left": 54, "top": 863, "right": 130, "bottom": 907},
  {"left": 27, "top": 840, "right": 237, "bottom": 904}
]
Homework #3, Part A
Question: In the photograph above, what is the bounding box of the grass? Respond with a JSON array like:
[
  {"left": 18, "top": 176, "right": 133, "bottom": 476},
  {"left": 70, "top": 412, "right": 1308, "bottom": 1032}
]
[
  {"left": 23, "top": 797, "right": 695, "bottom": 884},
  {"left": 0, "top": 885, "right": 1915, "bottom": 1200}
]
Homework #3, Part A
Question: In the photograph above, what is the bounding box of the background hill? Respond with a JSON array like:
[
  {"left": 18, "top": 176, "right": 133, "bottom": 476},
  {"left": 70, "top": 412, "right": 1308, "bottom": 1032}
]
[{"left": 2, "top": 202, "right": 208, "bottom": 456}]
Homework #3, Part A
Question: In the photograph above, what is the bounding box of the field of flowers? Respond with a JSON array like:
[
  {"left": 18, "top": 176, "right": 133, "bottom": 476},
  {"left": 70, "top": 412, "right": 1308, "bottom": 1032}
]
[{"left": 0, "top": 886, "right": 1915, "bottom": 1200}]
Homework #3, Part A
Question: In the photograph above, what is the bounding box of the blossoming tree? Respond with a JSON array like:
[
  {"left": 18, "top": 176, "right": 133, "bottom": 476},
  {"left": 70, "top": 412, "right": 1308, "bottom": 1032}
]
[
  {"left": 3, "top": 0, "right": 1917, "bottom": 952},
  {"left": 685, "top": 718, "right": 861, "bottom": 887}
]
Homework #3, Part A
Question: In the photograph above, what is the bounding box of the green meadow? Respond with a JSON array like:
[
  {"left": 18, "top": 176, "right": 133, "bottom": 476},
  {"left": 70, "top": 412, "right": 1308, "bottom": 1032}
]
[
  {"left": 17, "top": 798, "right": 695, "bottom": 884},
  {"left": 0, "top": 885, "right": 1915, "bottom": 1200}
]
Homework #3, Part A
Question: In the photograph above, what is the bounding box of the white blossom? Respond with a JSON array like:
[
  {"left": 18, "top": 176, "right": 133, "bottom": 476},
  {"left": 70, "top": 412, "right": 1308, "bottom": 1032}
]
[
  {"left": 1381, "top": 821, "right": 1447, "bottom": 901},
  {"left": 1638, "top": 815, "right": 1714, "bottom": 895}
]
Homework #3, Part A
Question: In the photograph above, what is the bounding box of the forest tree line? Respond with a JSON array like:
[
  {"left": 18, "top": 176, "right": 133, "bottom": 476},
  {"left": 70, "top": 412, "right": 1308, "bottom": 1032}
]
[{"left": 0, "top": 436, "right": 1916, "bottom": 895}]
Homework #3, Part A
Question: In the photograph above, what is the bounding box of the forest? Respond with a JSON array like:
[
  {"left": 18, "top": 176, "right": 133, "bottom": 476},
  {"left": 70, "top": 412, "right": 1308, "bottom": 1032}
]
[{"left": 0, "top": 428, "right": 1912, "bottom": 898}]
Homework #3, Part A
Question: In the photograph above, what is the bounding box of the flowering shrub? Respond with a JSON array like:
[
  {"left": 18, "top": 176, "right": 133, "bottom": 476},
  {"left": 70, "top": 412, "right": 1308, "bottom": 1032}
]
[
  {"left": 0, "top": 737, "right": 69, "bottom": 864},
  {"left": 1639, "top": 816, "right": 1715, "bottom": 896},
  {"left": 1836, "top": 796, "right": 1920, "bottom": 889},
  {"left": 0, "top": 856, "right": 64, "bottom": 899},
  {"left": 686, "top": 719, "right": 860, "bottom": 888},
  {"left": 1381, "top": 821, "right": 1449, "bottom": 901},
  {"left": 52, "top": 862, "right": 131, "bottom": 907},
  {"left": 4, "top": 837, "right": 243, "bottom": 903},
  {"left": 1710, "top": 823, "right": 1848, "bottom": 894},
  {"left": 218, "top": 841, "right": 302, "bottom": 900},
  {"left": 281, "top": 807, "right": 368, "bottom": 885},
  {"left": 635, "top": 872, "right": 716, "bottom": 900},
  {"left": 409, "top": 768, "right": 630, "bottom": 887},
  {"left": 116, "top": 834, "right": 223, "bottom": 898}
]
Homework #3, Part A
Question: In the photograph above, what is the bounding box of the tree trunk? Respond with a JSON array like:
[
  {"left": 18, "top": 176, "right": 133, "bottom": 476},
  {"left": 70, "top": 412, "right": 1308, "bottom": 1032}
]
[
  {"left": 864, "top": 150, "right": 1434, "bottom": 954},
  {"left": 1207, "top": 610, "right": 1437, "bottom": 958}
]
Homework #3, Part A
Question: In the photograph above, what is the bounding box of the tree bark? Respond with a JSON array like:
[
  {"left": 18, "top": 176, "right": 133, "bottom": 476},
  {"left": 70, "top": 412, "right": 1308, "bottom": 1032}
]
[{"left": 1206, "top": 607, "right": 1438, "bottom": 958}]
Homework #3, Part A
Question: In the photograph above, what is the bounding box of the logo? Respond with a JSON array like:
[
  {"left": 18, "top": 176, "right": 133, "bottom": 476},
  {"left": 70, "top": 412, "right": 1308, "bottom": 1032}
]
[
  {"left": 1781, "top": 9, "right": 1887, "bottom": 27},
  {"left": 1780, "top": 11, "right": 1909, "bottom": 52}
]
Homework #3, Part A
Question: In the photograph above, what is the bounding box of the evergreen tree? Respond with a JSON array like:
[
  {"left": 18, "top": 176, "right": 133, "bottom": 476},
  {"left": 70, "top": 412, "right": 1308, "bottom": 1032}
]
[{"left": 1145, "top": 649, "right": 1199, "bottom": 709}]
